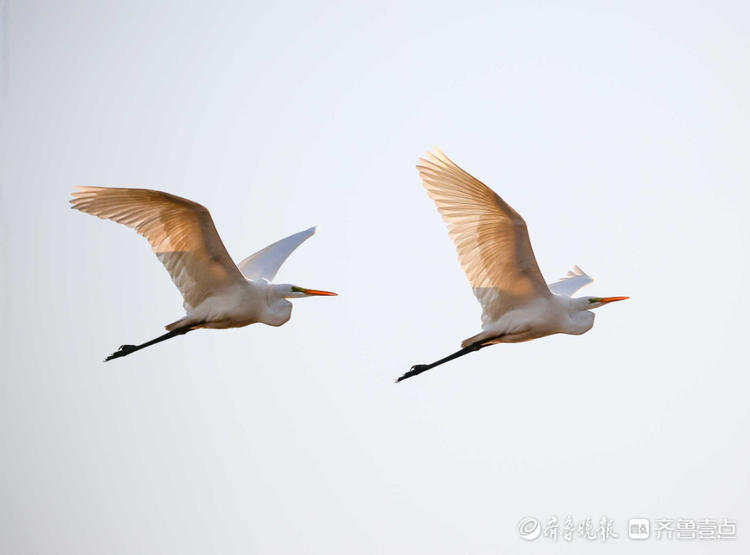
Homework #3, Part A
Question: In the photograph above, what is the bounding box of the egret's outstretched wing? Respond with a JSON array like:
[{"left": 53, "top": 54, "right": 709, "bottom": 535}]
[
  {"left": 70, "top": 186, "right": 246, "bottom": 309},
  {"left": 237, "top": 227, "right": 316, "bottom": 281},
  {"left": 417, "top": 149, "right": 550, "bottom": 326},
  {"left": 548, "top": 265, "right": 594, "bottom": 297}
]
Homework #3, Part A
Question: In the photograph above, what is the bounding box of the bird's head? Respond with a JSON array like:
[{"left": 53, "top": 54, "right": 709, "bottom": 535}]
[
  {"left": 276, "top": 284, "right": 338, "bottom": 299},
  {"left": 582, "top": 296, "right": 629, "bottom": 309}
]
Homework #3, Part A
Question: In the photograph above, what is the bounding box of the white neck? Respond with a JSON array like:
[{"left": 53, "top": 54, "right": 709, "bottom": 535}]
[{"left": 565, "top": 296, "right": 595, "bottom": 335}]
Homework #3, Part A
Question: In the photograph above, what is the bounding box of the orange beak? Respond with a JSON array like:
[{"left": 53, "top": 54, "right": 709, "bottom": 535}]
[
  {"left": 600, "top": 296, "right": 629, "bottom": 303},
  {"left": 299, "top": 288, "right": 337, "bottom": 296}
]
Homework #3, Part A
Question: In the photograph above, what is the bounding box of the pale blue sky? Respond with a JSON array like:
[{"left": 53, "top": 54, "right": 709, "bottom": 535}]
[{"left": 2, "top": 1, "right": 749, "bottom": 553}]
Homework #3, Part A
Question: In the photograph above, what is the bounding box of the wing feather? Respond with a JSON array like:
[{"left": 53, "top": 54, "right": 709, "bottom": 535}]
[
  {"left": 547, "top": 265, "right": 594, "bottom": 297},
  {"left": 237, "top": 227, "right": 316, "bottom": 281},
  {"left": 417, "top": 149, "right": 550, "bottom": 325},
  {"left": 70, "top": 186, "right": 246, "bottom": 309}
]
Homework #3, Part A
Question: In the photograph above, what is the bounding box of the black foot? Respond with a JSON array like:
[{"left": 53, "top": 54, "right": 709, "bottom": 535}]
[
  {"left": 105, "top": 344, "right": 137, "bottom": 362},
  {"left": 396, "top": 364, "right": 429, "bottom": 383}
]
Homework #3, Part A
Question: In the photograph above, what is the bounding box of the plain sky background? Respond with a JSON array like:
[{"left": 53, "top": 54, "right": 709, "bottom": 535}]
[{"left": 2, "top": 1, "right": 749, "bottom": 553}]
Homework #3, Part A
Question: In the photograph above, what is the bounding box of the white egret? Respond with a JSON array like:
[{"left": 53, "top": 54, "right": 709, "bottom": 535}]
[
  {"left": 70, "top": 186, "right": 336, "bottom": 361},
  {"left": 397, "top": 150, "right": 628, "bottom": 382}
]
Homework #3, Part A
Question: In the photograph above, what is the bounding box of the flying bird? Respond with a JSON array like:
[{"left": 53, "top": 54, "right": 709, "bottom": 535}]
[
  {"left": 71, "top": 187, "right": 336, "bottom": 361},
  {"left": 396, "top": 150, "right": 627, "bottom": 382}
]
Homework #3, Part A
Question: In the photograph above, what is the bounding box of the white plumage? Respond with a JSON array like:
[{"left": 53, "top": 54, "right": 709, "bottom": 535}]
[{"left": 547, "top": 265, "right": 594, "bottom": 297}]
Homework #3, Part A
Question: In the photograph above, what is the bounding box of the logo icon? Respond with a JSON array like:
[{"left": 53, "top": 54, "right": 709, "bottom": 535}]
[
  {"left": 628, "top": 518, "right": 650, "bottom": 540},
  {"left": 519, "top": 517, "right": 541, "bottom": 541}
]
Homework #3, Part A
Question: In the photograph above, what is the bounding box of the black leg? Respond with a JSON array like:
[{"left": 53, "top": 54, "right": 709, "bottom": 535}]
[
  {"left": 105, "top": 326, "right": 193, "bottom": 362},
  {"left": 396, "top": 342, "right": 486, "bottom": 383}
]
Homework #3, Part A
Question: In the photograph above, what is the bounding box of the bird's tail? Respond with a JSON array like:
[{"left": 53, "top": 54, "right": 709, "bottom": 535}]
[
  {"left": 461, "top": 330, "right": 495, "bottom": 348},
  {"left": 165, "top": 316, "right": 194, "bottom": 331}
]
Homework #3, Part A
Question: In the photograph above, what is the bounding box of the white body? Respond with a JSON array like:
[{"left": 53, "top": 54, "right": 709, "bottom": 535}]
[
  {"left": 176, "top": 279, "right": 293, "bottom": 330},
  {"left": 464, "top": 294, "right": 595, "bottom": 347}
]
